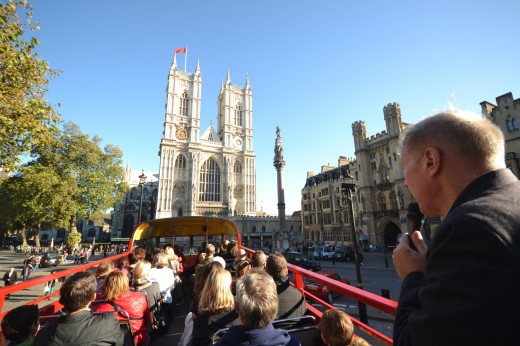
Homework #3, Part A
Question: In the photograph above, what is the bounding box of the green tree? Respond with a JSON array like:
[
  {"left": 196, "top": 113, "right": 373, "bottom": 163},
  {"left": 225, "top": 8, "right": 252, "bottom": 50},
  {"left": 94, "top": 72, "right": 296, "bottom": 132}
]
[
  {"left": 0, "top": 0, "right": 61, "bottom": 170},
  {"left": 33, "top": 122, "right": 127, "bottom": 231},
  {"left": 0, "top": 164, "right": 78, "bottom": 246},
  {"left": 65, "top": 225, "right": 82, "bottom": 248}
]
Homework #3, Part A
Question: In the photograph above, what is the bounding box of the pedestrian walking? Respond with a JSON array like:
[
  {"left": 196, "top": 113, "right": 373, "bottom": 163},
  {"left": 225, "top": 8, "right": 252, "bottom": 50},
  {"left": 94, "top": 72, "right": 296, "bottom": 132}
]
[
  {"left": 22, "top": 259, "right": 33, "bottom": 282},
  {"left": 43, "top": 270, "right": 58, "bottom": 299},
  {"left": 3, "top": 267, "right": 18, "bottom": 299}
]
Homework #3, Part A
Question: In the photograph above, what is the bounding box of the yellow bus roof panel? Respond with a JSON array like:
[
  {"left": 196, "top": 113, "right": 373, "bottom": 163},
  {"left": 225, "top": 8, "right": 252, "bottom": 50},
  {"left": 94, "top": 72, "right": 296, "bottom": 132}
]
[{"left": 131, "top": 217, "right": 240, "bottom": 240}]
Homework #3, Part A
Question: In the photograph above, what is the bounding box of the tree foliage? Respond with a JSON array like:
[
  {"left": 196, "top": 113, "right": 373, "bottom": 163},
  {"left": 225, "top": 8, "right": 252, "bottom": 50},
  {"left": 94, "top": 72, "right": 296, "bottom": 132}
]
[
  {"left": 65, "top": 225, "right": 82, "bottom": 248},
  {"left": 32, "top": 122, "right": 127, "bottom": 229},
  {"left": 0, "top": 163, "right": 78, "bottom": 245},
  {"left": 0, "top": 0, "right": 61, "bottom": 170},
  {"left": 0, "top": 122, "right": 127, "bottom": 243}
]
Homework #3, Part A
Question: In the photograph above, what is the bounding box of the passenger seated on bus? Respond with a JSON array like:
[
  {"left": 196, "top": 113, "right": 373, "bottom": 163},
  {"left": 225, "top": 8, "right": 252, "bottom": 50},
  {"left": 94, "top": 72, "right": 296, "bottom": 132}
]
[
  {"left": 131, "top": 260, "right": 162, "bottom": 320},
  {"left": 235, "top": 260, "right": 250, "bottom": 279},
  {"left": 127, "top": 252, "right": 139, "bottom": 281},
  {"left": 114, "top": 257, "right": 130, "bottom": 280},
  {"left": 190, "top": 261, "right": 224, "bottom": 316},
  {"left": 192, "top": 268, "right": 239, "bottom": 346},
  {"left": 34, "top": 272, "right": 124, "bottom": 346},
  {"left": 148, "top": 253, "right": 176, "bottom": 315},
  {"left": 266, "top": 252, "right": 307, "bottom": 320},
  {"left": 213, "top": 269, "right": 299, "bottom": 346},
  {"left": 232, "top": 260, "right": 251, "bottom": 295},
  {"left": 217, "top": 240, "right": 229, "bottom": 257},
  {"left": 318, "top": 309, "right": 371, "bottom": 346},
  {"left": 235, "top": 248, "right": 248, "bottom": 262},
  {"left": 134, "top": 247, "right": 147, "bottom": 261},
  {"left": 222, "top": 242, "right": 238, "bottom": 261},
  {"left": 194, "top": 244, "right": 216, "bottom": 283},
  {"left": 1, "top": 305, "right": 39, "bottom": 346},
  {"left": 94, "top": 271, "right": 151, "bottom": 346},
  {"left": 251, "top": 250, "right": 267, "bottom": 269},
  {"left": 95, "top": 260, "right": 114, "bottom": 294}
]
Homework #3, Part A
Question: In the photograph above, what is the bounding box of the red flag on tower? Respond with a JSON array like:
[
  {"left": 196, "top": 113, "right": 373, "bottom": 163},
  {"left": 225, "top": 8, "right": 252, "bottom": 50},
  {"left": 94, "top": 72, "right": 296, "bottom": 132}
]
[{"left": 174, "top": 47, "right": 186, "bottom": 54}]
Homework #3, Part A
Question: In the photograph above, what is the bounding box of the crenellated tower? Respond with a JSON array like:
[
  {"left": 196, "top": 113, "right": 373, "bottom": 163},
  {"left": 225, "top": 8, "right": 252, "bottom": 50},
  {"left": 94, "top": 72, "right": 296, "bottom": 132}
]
[{"left": 383, "top": 102, "right": 404, "bottom": 137}]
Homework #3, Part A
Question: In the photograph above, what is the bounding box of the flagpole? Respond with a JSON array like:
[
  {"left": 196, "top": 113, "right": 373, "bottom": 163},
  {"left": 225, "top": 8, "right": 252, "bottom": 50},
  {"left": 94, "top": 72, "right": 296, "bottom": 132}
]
[{"left": 185, "top": 45, "right": 188, "bottom": 72}]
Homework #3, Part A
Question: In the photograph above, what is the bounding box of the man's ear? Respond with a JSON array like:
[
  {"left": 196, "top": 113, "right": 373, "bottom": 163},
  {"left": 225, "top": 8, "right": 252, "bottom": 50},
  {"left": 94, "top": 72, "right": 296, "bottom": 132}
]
[{"left": 423, "top": 147, "right": 441, "bottom": 176}]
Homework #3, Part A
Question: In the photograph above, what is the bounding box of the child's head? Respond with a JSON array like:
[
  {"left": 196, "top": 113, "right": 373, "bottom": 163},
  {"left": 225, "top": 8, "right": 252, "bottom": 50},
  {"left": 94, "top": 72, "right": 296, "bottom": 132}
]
[
  {"left": 1, "top": 305, "right": 39, "bottom": 343},
  {"left": 318, "top": 309, "right": 354, "bottom": 346}
]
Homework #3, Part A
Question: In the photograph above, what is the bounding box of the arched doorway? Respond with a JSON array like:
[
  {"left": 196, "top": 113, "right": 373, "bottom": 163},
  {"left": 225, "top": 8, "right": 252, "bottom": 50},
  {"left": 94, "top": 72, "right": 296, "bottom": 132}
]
[{"left": 383, "top": 220, "right": 401, "bottom": 250}]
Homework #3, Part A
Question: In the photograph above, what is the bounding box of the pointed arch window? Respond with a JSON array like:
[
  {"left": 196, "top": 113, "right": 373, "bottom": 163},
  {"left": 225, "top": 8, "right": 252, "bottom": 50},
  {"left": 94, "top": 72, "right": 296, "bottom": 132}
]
[
  {"left": 180, "top": 91, "right": 189, "bottom": 116},
  {"left": 234, "top": 104, "right": 243, "bottom": 126},
  {"left": 199, "top": 158, "right": 221, "bottom": 202},
  {"left": 234, "top": 160, "right": 243, "bottom": 185},
  {"left": 175, "top": 154, "right": 187, "bottom": 180},
  {"left": 377, "top": 193, "right": 387, "bottom": 211},
  {"left": 389, "top": 191, "right": 398, "bottom": 210}
]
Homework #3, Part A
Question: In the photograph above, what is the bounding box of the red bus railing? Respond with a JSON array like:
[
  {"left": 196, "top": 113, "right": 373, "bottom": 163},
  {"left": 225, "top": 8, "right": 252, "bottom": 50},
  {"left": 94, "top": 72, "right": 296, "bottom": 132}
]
[
  {"left": 1, "top": 246, "right": 397, "bottom": 345},
  {"left": 0, "top": 252, "right": 130, "bottom": 319},
  {"left": 242, "top": 246, "right": 397, "bottom": 345}
]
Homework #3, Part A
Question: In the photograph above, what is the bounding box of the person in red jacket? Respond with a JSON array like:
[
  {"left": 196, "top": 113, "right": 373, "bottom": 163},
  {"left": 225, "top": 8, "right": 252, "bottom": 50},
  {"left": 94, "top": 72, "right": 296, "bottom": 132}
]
[{"left": 94, "top": 271, "right": 151, "bottom": 346}]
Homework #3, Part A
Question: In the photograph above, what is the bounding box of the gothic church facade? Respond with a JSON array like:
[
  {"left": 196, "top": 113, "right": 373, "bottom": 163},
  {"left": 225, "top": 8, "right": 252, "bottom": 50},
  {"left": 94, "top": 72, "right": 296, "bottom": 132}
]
[{"left": 155, "top": 56, "right": 256, "bottom": 219}]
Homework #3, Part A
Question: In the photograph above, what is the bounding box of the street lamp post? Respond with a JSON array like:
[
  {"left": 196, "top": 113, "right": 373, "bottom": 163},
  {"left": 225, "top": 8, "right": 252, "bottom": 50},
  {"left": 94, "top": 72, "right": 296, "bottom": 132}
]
[
  {"left": 138, "top": 170, "right": 147, "bottom": 224},
  {"left": 342, "top": 174, "right": 369, "bottom": 324}
]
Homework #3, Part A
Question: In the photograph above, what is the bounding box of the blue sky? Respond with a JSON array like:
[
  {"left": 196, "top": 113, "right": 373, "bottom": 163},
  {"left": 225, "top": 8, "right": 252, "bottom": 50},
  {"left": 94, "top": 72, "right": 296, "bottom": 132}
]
[{"left": 29, "top": 0, "right": 519, "bottom": 215}]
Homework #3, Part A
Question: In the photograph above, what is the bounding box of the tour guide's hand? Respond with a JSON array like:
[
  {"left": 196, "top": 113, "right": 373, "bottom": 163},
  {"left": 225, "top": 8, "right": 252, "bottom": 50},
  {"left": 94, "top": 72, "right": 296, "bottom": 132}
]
[{"left": 393, "top": 231, "right": 427, "bottom": 280}]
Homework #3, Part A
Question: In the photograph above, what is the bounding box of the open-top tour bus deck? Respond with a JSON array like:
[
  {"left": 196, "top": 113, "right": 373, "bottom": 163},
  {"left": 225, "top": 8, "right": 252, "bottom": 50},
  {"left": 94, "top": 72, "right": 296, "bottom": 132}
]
[{"left": 0, "top": 217, "right": 397, "bottom": 345}]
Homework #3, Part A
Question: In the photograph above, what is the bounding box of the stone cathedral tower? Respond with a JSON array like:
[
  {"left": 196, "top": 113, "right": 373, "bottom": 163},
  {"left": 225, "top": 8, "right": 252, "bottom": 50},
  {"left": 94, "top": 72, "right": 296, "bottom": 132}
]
[{"left": 155, "top": 55, "right": 256, "bottom": 219}]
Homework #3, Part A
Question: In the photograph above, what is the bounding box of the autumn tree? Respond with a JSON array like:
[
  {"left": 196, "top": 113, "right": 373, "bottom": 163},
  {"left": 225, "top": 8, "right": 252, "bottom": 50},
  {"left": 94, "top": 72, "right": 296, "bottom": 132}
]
[{"left": 0, "top": 0, "right": 61, "bottom": 170}]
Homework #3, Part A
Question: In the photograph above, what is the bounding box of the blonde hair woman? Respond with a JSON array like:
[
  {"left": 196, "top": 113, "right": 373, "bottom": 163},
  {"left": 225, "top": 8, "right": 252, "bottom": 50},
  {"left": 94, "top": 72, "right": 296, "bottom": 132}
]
[
  {"left": 93, "top": 271, "right": 151, "bottom": 346},
  {"left": 132, "top": 261, "right": 162, "bottom": 310},
  {"left": 192, "top": 268, "right": 239, "bottom": 346}
]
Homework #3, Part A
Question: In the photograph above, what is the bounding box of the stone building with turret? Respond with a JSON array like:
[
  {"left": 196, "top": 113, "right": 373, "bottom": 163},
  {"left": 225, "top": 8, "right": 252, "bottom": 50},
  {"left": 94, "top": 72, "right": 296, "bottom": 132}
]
[
  {"left": 302, "top": 103, "right": 416, "bottom": 249},
  {"left": 303, "top": 93, "right": 520, "bottom": 250},
  {"left": 481, "top": 92, "right": 520, "bottom": 178}
]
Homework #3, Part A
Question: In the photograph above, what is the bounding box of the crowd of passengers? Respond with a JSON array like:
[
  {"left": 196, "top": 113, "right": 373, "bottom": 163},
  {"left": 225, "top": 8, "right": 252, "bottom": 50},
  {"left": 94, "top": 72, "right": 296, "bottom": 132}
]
[{"left": 0, "top": 241, "right": 370, "bottom": 346}]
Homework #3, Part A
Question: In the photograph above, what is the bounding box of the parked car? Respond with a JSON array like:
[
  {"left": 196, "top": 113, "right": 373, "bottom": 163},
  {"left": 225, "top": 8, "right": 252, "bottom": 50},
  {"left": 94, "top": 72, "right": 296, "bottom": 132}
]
[
  {"left": 334, "top": 246, "right": 355, "bottom": 262},
  {"left": 282, "top": 251, "right": 321, "bottom": 271},
  {"left": 313, "top": 245, "right": 336, "bottom": 260},
  {"left": 303, "top": 270, "right": 350, "bottom": 304},
  {"left": 40, "top": 252, "right": 61, "bottom": 268}
]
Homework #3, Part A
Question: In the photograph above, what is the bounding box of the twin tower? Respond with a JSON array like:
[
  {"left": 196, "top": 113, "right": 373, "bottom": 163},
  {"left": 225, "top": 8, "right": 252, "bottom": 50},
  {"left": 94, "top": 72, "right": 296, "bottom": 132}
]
[{"left": 155, "top": 56, "right": 256, "bottom": 219}]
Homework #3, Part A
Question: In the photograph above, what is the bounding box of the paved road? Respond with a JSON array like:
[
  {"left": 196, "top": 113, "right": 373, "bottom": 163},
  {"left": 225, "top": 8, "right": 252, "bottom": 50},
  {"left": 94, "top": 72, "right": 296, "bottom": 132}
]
[{"left": 0, "top": 250, "right": 107, "bottom": 315}]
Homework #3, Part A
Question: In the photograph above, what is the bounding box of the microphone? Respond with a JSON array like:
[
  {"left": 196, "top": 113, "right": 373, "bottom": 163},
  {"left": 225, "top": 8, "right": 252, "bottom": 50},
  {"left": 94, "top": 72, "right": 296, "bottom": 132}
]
[{"left": 406, "top": 202, "right": 424, "bottom": 234}]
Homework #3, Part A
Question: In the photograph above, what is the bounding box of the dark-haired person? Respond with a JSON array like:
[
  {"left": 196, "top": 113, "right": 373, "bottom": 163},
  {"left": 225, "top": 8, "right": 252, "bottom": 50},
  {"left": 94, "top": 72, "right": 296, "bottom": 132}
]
[
  {"left": 1, "top": 305, "right": 39, "bottom": 346},
  {"left": 3, "top": 267, "right": 17, "bottom": 299},
  {"left": 266, "top": 252, "right": 307, "bottom": 319},
  {"left": 34, "top": 272, "right": 124, "bottom": 346}
]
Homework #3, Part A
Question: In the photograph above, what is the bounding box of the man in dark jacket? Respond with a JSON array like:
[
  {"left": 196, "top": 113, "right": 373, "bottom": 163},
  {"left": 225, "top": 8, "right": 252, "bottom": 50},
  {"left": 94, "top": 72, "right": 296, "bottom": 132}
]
[
  {"left": 393, "top": 111, "right": 520, "bottom": 345},
  {"left": 34, "top": 272, "right": 124, "bottom": 346},
  {"left": 214, "top": 269, "right": 299, "bottom": 346},
  {"left": 266, "top": 252, "right": 307, "bottom": 320},
  {"left": 3, "top": 267, "right": 17, "bottom": 299}
]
